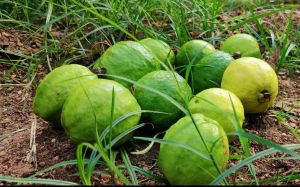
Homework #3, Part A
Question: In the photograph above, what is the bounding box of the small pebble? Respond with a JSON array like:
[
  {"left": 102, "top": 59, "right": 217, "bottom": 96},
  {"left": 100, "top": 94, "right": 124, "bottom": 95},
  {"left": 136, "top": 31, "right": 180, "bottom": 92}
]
[
  {"left": 53, "top": 156, "right": 59, "bottom": 161},
  {"left": 39, "top": 161, "right": 45, "bottom": 167}
]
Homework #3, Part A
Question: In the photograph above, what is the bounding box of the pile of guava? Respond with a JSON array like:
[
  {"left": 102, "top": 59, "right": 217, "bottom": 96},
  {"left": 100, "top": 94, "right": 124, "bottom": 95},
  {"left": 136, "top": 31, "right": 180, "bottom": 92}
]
[{"left": 33, "top": 34, "right": 278, "bottom": 185}]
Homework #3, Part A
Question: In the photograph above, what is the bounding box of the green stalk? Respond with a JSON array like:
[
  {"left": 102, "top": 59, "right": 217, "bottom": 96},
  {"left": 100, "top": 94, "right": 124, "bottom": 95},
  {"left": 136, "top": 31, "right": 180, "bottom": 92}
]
[{"left": 70, "top": 0, "right": 138, "bottom": 41}]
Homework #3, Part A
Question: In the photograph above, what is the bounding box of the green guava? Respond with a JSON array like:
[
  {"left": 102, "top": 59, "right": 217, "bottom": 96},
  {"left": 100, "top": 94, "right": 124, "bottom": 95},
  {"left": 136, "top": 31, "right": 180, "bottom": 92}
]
[
  {"left": 188, "top": 88, "right": 245, "bottom": 141},
  {"left": 139, "top": 38, "right": 175, "bottom": 67},
  {"left": 33, "top": 64, "right": 97, "bottom": 127},
  {"left": 221, "top": 57, "right": 278, "bottom": 113},
  {"left": 190, "top": 50, "right": 234, "bottom": 93},
  {"left": 61, "top": 79, "right": 141, "bottom": 145},
  {"left": 158, "top": 113, "right": 229, "bottom": 185},
  {"left": 175, "top": 40, "right": 216, "bottom": 75},
  {"left": 133, "top": 70, "right": 192, "bottom": 131},
  {"left": 220, "top": 33, "right": 262, "bottom": 58},
  {"left": 93, "top": 41, "right": 161, "bottom": 88}
]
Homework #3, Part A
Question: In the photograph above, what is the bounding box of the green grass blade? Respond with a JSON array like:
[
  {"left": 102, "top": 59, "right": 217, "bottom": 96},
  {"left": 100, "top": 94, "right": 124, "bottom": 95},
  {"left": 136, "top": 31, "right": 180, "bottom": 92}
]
[
  {"left": 228, "top": 94, "right": 258, "bottom": 185},
  {"left": 100, "top": 110, "right": 167, "bottom": 142},
  {"left": 133, "top": 136, "right": 211, "bottom": 161},
  {"left": 131, "top": 166, "right": 166, "bottom": 183},
  {"left": 108, "top": 123, "right": 148, "bottom": 149},
  {"left": 29, "top": 160, "right": 78, "bottom": 178},
  {"left": 76, "top": 143, "right": 96, "bottom": 185},
  {"left": 120, "top": 147, "right": 138, "bottom": 185},
  {"left": 0, "top": 129, "right": 26, "bottom": 141},
  {"left": 232, "top": 131, "right": 300, "bottom": 159},
  {"left": 242, "top": 173, "right": 300, "bottom": 185},
  {"left": 85, "top": 150, "right": 100, "bottom": 183},
  {"left": 211, "top": 144, "right": 300, "bottom": 185},
  {"left": 108, "top": 87, "right": 115, "bottom": 157},
  {"left": 95, "top": 127, "right": 131, "bottom": 185},
  {"left": 131, "top": 132, "right": 164, "bottom": 155},
  {"left": 69, "top": 0, "right": 138, "bottom": 41},
  {"left": 0, "top": 176, "right": 79, "bottom": 186},
  {"left": 227, "top": 5, "right": 299, "bottom": 31}
]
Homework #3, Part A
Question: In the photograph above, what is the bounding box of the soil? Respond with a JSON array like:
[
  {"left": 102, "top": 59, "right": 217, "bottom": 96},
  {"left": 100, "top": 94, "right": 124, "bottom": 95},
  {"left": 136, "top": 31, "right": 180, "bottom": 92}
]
[{"left": 1, "top": 15, "right": 300, "bottom": 186}]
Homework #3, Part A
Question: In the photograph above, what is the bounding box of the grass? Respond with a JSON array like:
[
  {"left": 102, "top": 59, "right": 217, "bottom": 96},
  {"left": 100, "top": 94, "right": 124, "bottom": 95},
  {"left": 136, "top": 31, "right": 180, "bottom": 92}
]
[
  {"left": 270, "top": 101, "right": 300, "bottom": 143},
  {"left": 1, "top": 0, "right": 300, "bottom": 186}
]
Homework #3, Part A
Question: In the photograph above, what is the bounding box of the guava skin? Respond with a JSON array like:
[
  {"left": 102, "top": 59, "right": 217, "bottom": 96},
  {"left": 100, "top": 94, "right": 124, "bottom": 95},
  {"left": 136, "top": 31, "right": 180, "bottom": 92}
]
[
  {"left": 134, "top": 70, "right": 192, "bottom": 131},
  {"left": 33, "top": 64, "right": 97, "bottom": 127},
  {"left": 61, "top": 79, "right": 141, "bottom": 145},
  {"left": 220, "top": 33, "right": 262, "bottom": 58},
  {"left": 175, "top": 40, "right": 216, "bottom": 75},
  {"left": 139, "top": 38, "right": 175, "bottom": 67},
  {"left": 188, "top": 88, "right": 245, "bottom": 141},
  {"left": 191, "top": 51, "right": 234, "bottom": 93},
  {"left": 93, "top": 41, "right": 161, "bottom": 88},
  {"left": 221, "top": 57, "right": 278, "bottom": 113},
  {"left": 158, "top": 113, "right": 229, "bottom": 185}
]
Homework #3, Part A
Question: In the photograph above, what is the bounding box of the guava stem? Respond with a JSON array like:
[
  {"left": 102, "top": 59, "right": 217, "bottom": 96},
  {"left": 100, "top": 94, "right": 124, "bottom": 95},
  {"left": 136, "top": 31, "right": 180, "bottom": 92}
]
[
  {"left": 92, "top": 67, "right": 105, "bottom": 77},
  {"left": 233, "top": 51, "right": 241, "bottom": 59},
  {"left": 258, "top": 90, "right": 271, "bottom": 103}
]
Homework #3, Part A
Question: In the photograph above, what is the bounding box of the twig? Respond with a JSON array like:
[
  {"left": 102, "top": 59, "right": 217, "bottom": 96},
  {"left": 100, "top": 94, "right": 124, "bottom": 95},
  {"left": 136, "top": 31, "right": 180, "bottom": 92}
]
[
  {"left": 0, "top": 129, "right": 26, "bottom": 141},
  {"left": 26, "top": 115, "right": 37, "bottom": 169}
]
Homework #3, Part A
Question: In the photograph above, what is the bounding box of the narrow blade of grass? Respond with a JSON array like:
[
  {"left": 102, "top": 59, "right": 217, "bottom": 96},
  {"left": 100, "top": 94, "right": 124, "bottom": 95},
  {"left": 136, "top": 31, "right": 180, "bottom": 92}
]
[
  {"left": 133, "top": 136, "right": 211, "bottom": 161},
  {"left": 233, "top": 132, "right": 300, "bottom": 159},
  {"left": 228, "top": 94, "right": 258, "bottom": 185},
  {"left": 226, "top": 5, "right": 299, "bottom": 31},
  {"left": 69, "top": 0, "right": 138, "bottom": 41},
  {"left": 120, "top": 147, "right": 138, "bottom": 185},
  {"left": 0, "top": 129, "right": 26, "bottom": 141},
  {"left": 0, "top": 176, "right": 78, "bottom": 186},
  {"left": 131, "top": 132, "right": 164, "bottom": 155},
  {"left": 99, "top": 110, "right": 166, "bottom": 143},
  {"left": 211, "top": 144, "right": 300, "bottom": 185},
  {"left": 76, "top": 143, "right": 95, "bottom": 185}
]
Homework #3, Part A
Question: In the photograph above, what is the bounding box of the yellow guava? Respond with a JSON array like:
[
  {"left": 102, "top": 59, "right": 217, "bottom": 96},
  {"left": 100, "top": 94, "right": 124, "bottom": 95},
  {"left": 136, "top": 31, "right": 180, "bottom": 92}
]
[
  {"left": 188, "top": 88, "right": 245, "bottom": 141},
  {"left": 221, "top": 57, "right": 278, "bottom": 113}
]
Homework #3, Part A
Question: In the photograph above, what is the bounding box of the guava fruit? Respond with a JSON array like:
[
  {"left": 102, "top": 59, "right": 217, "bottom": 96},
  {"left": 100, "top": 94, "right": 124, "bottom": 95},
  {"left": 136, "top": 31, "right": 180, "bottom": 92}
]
[
  {"left": 220, "top": 33, "right": 262, "bottom": 58},
  {"left": 139, "top": 38, "right": 175, "bottom": 67},
  {"left": 221, "top": 57, "right": 278, "bottom": 113},
  {"left": 158, "top": 113, "right": 229, "bottom": 185},
  {"left": 175, "top": 40, "right": 216, "bottom": 75},
  {"left": 188, "top": 88, "right": 244, "bottom": 141},
  {"left": 61, "top": 79, "right": 141, "bottom": 145},
  {"left": 190, "top": 51, "right": 234, "bottom": 93},
  {"left": 93, "top": 41, "right": 161, "bottom": 88},
  {"left": 33, "top": 64, "right": 97, "bottom": 127},
  {"left": 134, "top": 70, "right": 192, "bottom": 131}
]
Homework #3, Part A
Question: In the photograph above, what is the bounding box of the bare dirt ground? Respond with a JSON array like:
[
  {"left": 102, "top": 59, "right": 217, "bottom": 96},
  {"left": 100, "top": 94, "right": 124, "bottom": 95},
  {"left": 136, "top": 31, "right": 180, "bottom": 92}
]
[{"left": 0, "top": 10, "right": 300, "bottom": 184}]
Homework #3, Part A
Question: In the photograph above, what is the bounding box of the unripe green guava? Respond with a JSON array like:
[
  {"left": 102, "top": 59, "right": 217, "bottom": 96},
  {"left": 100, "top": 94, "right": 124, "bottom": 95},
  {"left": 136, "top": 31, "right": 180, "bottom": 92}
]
[{"left": 158, "top": 113, "right": 229, "bottom": 185}]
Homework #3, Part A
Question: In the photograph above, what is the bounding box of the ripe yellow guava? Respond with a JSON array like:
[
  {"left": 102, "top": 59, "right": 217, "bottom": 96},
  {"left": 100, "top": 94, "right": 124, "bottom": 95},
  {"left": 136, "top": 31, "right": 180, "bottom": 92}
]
[{"left": 221, "top": 57, "right": 278, "bottom": 113}]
